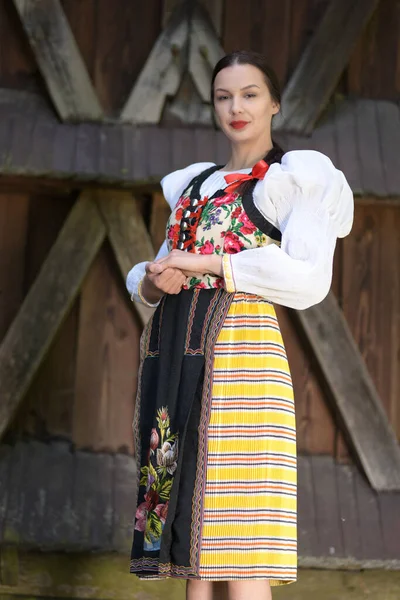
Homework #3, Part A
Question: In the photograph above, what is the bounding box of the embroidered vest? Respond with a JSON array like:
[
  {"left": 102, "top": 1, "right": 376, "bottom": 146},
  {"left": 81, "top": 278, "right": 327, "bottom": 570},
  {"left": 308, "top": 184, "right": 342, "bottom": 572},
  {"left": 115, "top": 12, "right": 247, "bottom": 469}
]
[{"left": 165, "top": 165, "right": 282, "bottom": 290}]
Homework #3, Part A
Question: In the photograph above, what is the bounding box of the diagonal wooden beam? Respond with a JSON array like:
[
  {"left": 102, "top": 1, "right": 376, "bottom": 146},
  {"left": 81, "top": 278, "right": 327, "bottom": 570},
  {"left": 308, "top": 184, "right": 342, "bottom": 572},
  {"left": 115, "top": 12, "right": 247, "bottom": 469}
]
[
  {"left": 189, "top": 3, "right": 224, "bottom": 103},
  {"left": 0, "top": 193, "right": 106, "bottom": 439},
  {"left": 294, "top": 291, "right": 400, "bottom": 491},
  {"left": 120, "top": 2, "right": 189, "bottom": 125},
  {"left": 95, "top": 190, "right": 156, "bottom": 325},
  {"left": 273, "top": 0, "right": 379, "bottom": 134},
  {"left": 12, "top": 0, "right": 103, "bottom": 122}
]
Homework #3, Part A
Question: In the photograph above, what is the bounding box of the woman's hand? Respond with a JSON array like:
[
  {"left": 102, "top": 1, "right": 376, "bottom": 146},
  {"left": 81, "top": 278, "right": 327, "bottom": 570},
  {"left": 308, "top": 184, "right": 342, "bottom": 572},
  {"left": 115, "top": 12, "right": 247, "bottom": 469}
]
[
  {"left": 154, "top": 250, "right": 223, "bottom": 277},
  {"left": 140, "top": 264, "right": 186, "bottom": 304}
]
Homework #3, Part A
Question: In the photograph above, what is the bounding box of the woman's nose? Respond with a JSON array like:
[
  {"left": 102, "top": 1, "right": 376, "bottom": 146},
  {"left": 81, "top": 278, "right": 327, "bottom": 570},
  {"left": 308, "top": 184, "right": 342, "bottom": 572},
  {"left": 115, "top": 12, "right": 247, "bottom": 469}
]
[{"left": 230, "top": 96, "right": 243, "bottom": 114}]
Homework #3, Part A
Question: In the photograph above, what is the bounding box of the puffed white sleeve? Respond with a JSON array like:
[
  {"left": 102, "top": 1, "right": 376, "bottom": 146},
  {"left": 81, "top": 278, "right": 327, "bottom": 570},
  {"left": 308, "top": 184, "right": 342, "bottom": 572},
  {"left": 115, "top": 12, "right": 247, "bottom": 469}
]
[
  {"left": 222, "top": 150, "right": 354, "bottom": 310},
  {"left": 126, "top": 162, "right": 215, "bottom": 306}
]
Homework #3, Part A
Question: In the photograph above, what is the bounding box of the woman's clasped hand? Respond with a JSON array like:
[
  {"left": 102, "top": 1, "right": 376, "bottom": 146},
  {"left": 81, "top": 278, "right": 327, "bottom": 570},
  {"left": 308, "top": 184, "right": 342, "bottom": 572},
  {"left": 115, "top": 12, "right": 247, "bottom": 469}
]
[{"left": 145, "top": 249, "right": 224, "bottom": 295}]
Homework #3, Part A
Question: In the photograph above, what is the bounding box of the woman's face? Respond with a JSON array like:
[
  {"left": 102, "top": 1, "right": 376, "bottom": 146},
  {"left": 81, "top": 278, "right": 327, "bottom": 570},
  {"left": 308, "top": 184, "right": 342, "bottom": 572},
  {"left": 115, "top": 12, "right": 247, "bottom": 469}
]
[{"left": 213, "top": 63, "right": 280, "bottom": 144}]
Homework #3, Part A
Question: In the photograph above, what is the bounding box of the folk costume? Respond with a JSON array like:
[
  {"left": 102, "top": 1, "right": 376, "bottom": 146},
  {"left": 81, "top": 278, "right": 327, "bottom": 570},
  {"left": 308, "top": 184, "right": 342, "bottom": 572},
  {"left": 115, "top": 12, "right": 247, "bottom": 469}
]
[{"left": 126, "top": 149, "right": 354, "bottom": 586}]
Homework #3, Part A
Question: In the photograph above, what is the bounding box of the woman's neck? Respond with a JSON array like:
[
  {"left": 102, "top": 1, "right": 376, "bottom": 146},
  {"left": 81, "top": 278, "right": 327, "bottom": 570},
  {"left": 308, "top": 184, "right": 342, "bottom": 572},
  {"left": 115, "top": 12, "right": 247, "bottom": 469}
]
[{"left": 224, "top": 136, "right": 274, "bottom": 171}]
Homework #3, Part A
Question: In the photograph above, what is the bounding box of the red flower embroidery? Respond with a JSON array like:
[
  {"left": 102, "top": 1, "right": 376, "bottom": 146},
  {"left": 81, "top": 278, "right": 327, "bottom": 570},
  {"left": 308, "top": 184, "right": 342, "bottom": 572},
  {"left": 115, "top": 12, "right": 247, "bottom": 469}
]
[
  {"left": 167, "top": 223, "right": 180, "bottom": 242},
  {"left": 154, "top": 501, "right": 169, "bottom": 524},
  {"left": 232, "top": 206, "right": 242, "bottom": 220},
  {"left": 238, "top": 211, "right": 257, "bottom": 234},
  {"left": 199, "top": 240, "right": 215, "bottom": 255},
  {"left": 213, "top": 192, "right": 238, "bottom": 206},
  {"left": 212, "top": 278, "right": 224, "bottom": 288},
  {"left": 222, "top": 230, "right": 244, "bottom": 254}
]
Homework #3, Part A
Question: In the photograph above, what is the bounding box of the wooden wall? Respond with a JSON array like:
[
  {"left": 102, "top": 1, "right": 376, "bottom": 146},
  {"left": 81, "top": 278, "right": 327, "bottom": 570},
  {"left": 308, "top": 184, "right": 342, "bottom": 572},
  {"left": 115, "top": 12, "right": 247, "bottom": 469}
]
[
  {"left": 1, "top": 191, "right": 400, "bottom": 460},
  {"left": 0, "top": 189, "right": 142, "bottom": 454},
  {"left": 0, "top": 0, "right": 399, "bottom": 114}
]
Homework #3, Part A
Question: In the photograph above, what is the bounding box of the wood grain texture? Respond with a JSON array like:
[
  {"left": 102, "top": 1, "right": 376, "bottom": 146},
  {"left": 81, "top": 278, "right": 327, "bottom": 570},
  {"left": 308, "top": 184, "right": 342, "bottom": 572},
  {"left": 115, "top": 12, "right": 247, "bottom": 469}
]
[
  {"left": 0, "top": 193, "right": 106, "bottom": 439},
  {"left": 96, "top": 189, "right": 155, "bottom": 325},
  {"left": 73, "top": 243, "right": 139, "bottom": 453},
  {"left": 9, "top": 193, "right": 78, "bottom": 440},
  {"left": 120, "top": 2, "right": 188, "bottom": 124},
  {"left": 294, "top": 290, "right": 400, "bottom": 491},
  {"left": 275, "top": 0, "right": 380, "bottom": 133},
  {"left": 12, "top": 0, "right": 103, "bottom": 121},
  {"left": 0, "top": 193, "right": 29, "bottom": 342}
]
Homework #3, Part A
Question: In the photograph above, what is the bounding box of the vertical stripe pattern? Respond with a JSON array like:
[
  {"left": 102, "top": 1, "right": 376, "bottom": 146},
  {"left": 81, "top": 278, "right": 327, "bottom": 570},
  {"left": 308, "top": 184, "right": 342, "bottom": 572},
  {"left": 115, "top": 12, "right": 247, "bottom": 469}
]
[{"left": 198, "top": 293, "right": 297, "bottom": 586}]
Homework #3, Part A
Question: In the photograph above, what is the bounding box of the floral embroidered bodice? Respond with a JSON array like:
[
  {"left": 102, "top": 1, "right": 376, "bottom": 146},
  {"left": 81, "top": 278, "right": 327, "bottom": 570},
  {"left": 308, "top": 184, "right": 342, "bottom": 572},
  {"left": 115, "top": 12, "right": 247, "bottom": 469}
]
[{"left": 166, "top": 172, "right": 281, "bottom": 290}]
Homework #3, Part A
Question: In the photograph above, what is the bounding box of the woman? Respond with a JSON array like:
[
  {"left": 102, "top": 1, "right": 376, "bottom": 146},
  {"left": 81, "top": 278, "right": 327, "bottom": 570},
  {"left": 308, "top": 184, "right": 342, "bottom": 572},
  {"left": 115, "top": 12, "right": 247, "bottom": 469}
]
[{"left": 126, "top": 50, "right": 354, "bottom": 600}]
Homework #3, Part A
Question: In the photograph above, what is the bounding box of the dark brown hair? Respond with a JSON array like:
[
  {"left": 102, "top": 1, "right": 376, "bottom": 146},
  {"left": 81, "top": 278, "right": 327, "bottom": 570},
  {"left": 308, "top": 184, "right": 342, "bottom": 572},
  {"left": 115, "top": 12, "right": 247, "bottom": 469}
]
[{"left": 210, "top": 50, "right": 284, "bottom": 169}]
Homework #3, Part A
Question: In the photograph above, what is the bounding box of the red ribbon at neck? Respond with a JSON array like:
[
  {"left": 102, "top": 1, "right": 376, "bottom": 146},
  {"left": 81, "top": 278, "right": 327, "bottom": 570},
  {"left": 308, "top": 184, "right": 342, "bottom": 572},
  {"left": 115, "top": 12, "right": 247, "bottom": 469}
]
[{"left": 224, "top": 159, "right": 270, "bottom": 193}]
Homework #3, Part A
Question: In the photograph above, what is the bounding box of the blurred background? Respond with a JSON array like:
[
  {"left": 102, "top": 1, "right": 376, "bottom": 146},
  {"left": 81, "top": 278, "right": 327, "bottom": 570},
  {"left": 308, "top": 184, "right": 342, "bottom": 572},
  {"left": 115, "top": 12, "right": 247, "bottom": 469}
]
[{"left": 0, "top": 0, "right": 399, "bottom": 598}]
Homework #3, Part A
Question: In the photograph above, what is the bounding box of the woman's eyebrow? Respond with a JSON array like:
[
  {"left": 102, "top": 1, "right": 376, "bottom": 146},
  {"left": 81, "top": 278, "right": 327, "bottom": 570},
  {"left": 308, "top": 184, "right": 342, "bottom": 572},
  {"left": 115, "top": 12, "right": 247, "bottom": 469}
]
[{"left": 215, "top": 84, "right": 260, "bottom": 92}]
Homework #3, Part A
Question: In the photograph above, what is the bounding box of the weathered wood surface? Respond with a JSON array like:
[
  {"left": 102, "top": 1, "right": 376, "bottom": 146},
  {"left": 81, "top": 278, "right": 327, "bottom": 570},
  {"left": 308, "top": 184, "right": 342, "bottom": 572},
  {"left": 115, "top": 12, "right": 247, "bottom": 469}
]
[
  {"left": 73, "top": 244, "right": 139, "bottom": 453},
  {"left": 120, "top": 2, "right": 188, "bottom": 124},
  {"left": 0, "top": 193, "right": 106, "bottom": 439},
  {"left": 294, "top": 291, "right": 400, "bottom": 491},
  {"left": 96, "top": 190, "right": 155, "bottom": 325},
  {"left": 189, "top": 3, "right": 224, "bottom": 103},
  {"left": 0, "top": 442, "right": 399, "bottom": 569},
  {"left": 8, "top": 193, "right": 78, "bottom": 441},
  {"left": 12, "top": 0, "right": 103, "bottom": 122},
  {"left": 0, "top": 88, "right": 397, "bottom": 198},
  {"left": 274, "top": 0, "right": 380, "bottom": 134}
]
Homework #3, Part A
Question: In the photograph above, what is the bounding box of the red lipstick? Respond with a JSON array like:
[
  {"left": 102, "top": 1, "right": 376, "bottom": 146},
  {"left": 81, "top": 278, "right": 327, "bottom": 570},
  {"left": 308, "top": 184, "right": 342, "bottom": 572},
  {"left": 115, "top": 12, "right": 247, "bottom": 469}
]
[{"left": 230, "top": 121, "right": 249, "bottom": 129}]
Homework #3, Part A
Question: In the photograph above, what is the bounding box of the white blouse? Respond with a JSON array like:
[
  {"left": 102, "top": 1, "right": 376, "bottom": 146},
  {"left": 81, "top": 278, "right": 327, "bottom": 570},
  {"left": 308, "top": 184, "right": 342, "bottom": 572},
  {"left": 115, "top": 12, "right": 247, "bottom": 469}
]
[{"left": 126, "top": 150, "right": 354, "bottom": 310}]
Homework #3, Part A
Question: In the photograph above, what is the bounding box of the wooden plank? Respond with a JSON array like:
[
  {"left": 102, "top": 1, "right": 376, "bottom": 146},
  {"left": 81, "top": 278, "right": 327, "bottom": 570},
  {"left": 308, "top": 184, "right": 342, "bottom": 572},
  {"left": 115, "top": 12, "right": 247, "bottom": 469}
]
[
  {"left": 98, "top": 124, "right": 124, "bottom": 182},
  {"left": 163, "top": 0, "right": 223, "bottom": 36},
  {"left": 10, "top": 193, "right": 77, "bottom": 441},
  {"left": 334, "top": 99, "right": 363, "bottom": 195},
  {"left": 297, "top": 455, "right": 318, "bottom": 557},
  {"left": 171, "top": 128, "right": 194, "bottom": 171},
  {"left": 40, "top": 440, "right": 75, "bottom": 548},
  {"left": 71, "top": 451, "right": 114, "bottom": 550},
  {"left": 355, "top": 100, "right": 387, "bottom": 196},
  {"left": 0, "top": 194, "right": 29, "bottom": 342},
  {"left": 311, "top": 455, "right": 344, "bottom": 558},
  {"left": 274, "top": 0, "right": 379, "bottom": 134},
  {"left": 94, "top": 0, "right": 161, "bottom": 114},
  {"left": 96, "top": 191, "right": 155, "bottom": 325},
  {"left": 146, "top": 127, "right": 172, "bottom": 180},
  {"left": 275, "top": 306, "right": 336, "bottom": 456},
  {"left": 150, "top": 191, "right": 171, "bottom": 251},
  {"left": 0, "top": 193, "right": 106, "bottom": 439},
  {"left": 335, "top": 462, "right": 362, "bottom": 558},
  {"left": 73, "top": 122, "right": 100, "bottom": 178},
  {"left": 112, "top": 454, "right": 137, "bottom": 553},
  {"left": 294, "top": 291, "right": 400, "bottom": 491},
  {"left": 20, "top": 440, "right": 50, "bottom": 546},
  {"left": 73, "top": 243, "right": 139, "bottom": 452},
  {"left": 378, "top": 491, "right": 400, "bottom": 560},
  {"left": 375, "top": 101, "right": 400, "bottom": 197},
  {"left": 12, "top": 0, "right": 103, "bottom": 122},
  {"left": 354, "top": 469, "right": 384, "bottom": 560},
  {"left": 189, "top": 3, "right": 224, "bottom": 103},
  {"left": 2, "top": 441, "right": 30, "bottom": 544},
  {"left": 0, "top": 445, "right": 12, "bottom": 542},
  {"left": 120, "top": 2, "right": 188, "bottom": 124}
]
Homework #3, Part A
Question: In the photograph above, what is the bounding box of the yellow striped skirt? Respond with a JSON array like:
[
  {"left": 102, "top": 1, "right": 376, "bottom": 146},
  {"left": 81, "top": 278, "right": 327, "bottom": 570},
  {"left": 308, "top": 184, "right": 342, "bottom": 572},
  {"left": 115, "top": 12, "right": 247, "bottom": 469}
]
[{"left": 198, "top": 292, "right": 297, "bottom": 585}]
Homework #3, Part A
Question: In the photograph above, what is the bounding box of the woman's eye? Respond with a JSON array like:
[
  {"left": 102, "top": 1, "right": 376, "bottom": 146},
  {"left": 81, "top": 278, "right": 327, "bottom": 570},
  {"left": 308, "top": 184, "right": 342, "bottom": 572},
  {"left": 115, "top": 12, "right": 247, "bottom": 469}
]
[
  {"left": 245, "top": 93, "right": 256, "bottom": 98},
  {"left": 217, "top": 95, "right": 229, "bottom": 101}
]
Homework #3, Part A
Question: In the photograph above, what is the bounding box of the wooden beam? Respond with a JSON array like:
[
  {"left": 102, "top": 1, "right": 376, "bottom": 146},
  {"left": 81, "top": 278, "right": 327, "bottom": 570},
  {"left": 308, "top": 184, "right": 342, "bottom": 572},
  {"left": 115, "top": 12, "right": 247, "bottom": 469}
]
[
  {"left": 163, "top": 0, "right": 223, "bottom": 36},
  {"left": 294, "top": 291, "right": 400, "bottom": 491},
  {"left": 0, "top": 193, "right": 106, "bottom": 439},
  {"left": 96, "top": 190, "right": 155, "bottom": 325},
  {"left": 12, "top": 0, "right": 103, "bottom": 122},
  {"left": 189, "top": 3, "right": 224, "bottom": 103},
  {"left": 274, "top": 0, "right": 379, "bottom": 134},
  {"left": 120, "top": 3, "right": 189, "bottom": 125}
]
